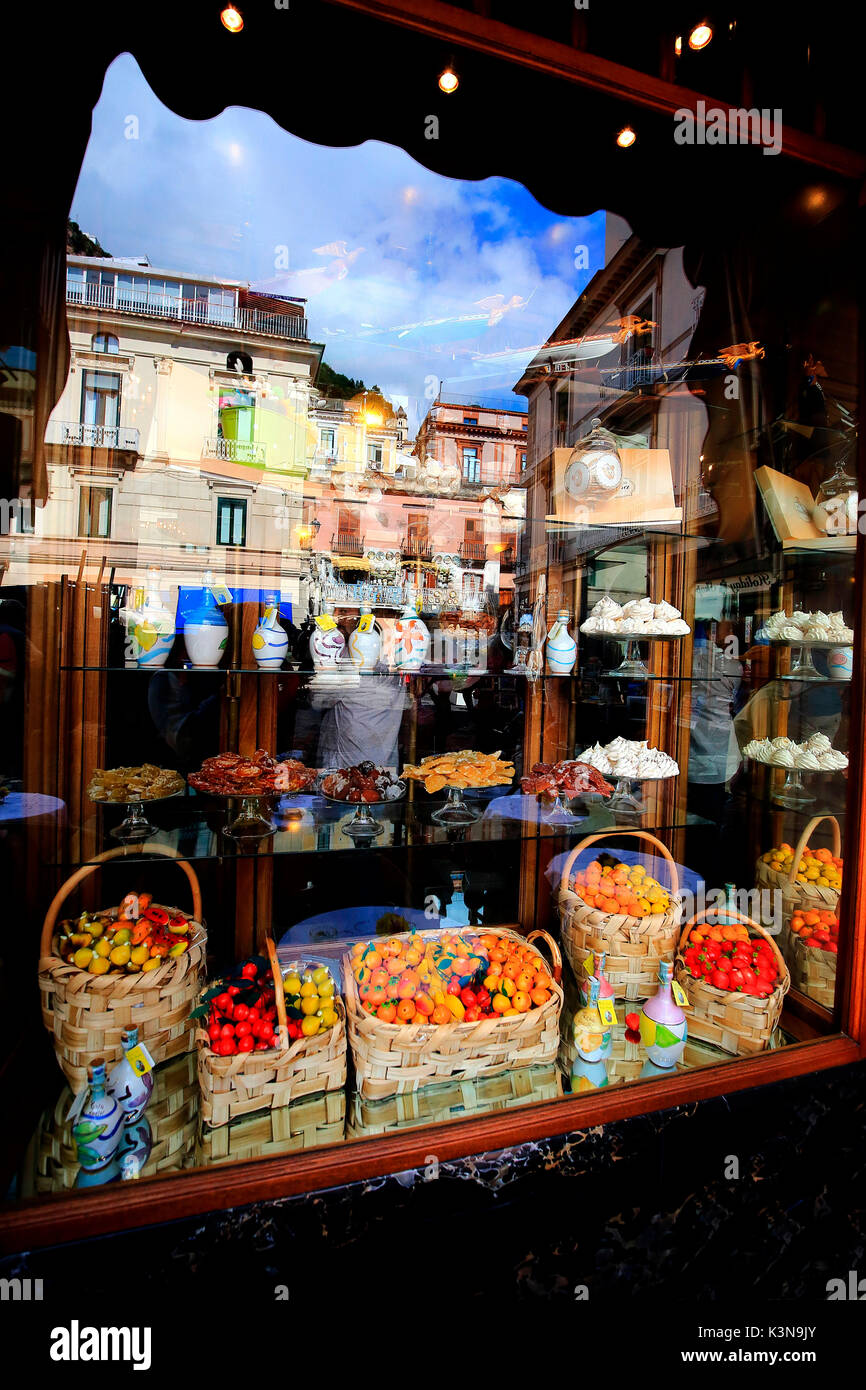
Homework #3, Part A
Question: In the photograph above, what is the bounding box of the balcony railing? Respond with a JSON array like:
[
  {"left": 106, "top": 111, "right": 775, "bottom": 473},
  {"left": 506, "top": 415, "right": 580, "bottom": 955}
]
[
  {"left": 66, "top": 283, "right": 308, "bottom": 341},
  {"left": 45, "top": 420, "right": 140, "bottom": 451},
  {"left": 401, "top": 536, "right": 433, "bottom": 561},
  {"left": 459, "top": 539, "right": 488, "bottom": 564},
  {"left": 331, "top": 531, "right": 365, "bottom": 557},
  {"left": 203, "top": 437, "right": 267, "bottom": 465}
]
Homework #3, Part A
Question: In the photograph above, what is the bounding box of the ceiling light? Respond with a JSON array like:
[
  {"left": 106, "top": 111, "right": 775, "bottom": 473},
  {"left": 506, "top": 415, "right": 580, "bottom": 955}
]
[
  {"left": 438, "top": 66, "right": 459, "bottom": 94},
  {"left": 616, "top": 126, "right": 636, "bottom": 148},
  {"left": 688, "top": 21, "right": 713, "bottom": 49},
  {"left": 221, "top": 6, "right": 244, "bottom": 33}
]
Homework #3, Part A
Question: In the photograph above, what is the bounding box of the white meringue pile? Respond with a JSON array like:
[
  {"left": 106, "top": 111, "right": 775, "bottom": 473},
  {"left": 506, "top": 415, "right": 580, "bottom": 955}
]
[
  {"left": 761, "top": 609, "right": 854, "bottom": 645},
  {"left": 742, "top": 732, "right": 848, "bottom": 771},
  {"left": 576, "top": 737, "right": 680, "bottom": 780},
  {"left": 580, "top": 596, "right": 691, "bottom": 637}
]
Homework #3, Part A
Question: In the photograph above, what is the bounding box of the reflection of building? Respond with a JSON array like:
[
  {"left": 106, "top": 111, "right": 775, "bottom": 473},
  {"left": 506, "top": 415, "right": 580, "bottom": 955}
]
[
  {"left": 11, "top": 254, "right": 324, "bottom": 600},
  {"left": 415, "top": 397, "right": 528, "bottom": 490},
  {"left": 300, "top": 394, "right": 526, "bottom": 615}
]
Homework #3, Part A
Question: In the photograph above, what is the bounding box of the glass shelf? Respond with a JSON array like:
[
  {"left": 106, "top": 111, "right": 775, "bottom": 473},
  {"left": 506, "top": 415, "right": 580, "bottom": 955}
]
[{"left": 44, "top": 795, "right": 714, "bottom": 867}]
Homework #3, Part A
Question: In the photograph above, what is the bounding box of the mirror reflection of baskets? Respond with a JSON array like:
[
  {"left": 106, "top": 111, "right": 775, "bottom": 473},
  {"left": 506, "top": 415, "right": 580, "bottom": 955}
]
[
  {"left": 558, "top": 831, "right": 682, "bottom": 1001},
  {"left": 38, "top": 845, "right": 207, "bottom": 1093}
]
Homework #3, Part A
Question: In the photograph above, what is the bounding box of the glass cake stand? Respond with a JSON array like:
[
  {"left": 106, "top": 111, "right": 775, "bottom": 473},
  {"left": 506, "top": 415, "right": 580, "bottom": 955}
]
[
  {"left": 762, "top": 635, "right": 853, "bottom": 682},
  {"left": 318, "top": 772, "right": 405, "bottom": 843},
  {"left": 431, "top": 785, "right": 481, "bottom": 827},
  {"left": 215, "top": 791, "right": 278, "bottom": 841},
  {"left": 581, "top": 629, "right": 687, "bottom": 679},
  {"left": 90, "top": 787, "right": 184, "bottom": 843},
  {"left": 606, "top": 773, "right": 678, "bottom": 816}
]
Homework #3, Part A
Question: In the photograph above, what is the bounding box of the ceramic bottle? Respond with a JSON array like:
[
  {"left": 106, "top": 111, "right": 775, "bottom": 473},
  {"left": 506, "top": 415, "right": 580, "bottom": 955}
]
[
  {"left": 311, "top": 602, "right": 347, "bottom": 668},
  {"left": 573, "top": 977, "right": 612, "bottom": 1062},
  {"left": 347, "top": 604, "right": 381, "bottom": 670},
  {"left": 392, "top": 601, "right": 430, "bottom": 671},
  {"left": 639, "top": 960, "right": 687, "bottom": 1068},
  {"left": 184, "top": 572, "right": 229, "bottom": 667},
  {"left": 578, "top": 949, "right": 615, "bottom": 1013},
  {"left": 108, "top": 1027, "right": 154, "bottom": 1124},
  {"left": 72, "top": 1059, "right": 124, "bottom": 1172},
  {"left": 252, "top": 605, "right": 289, "bottom": 669},
  {"left": 546, "top": 608, "right": 577, "bottom": 675},
  {"left": 130, "top": 567, "right": 176, "bottom": 668}
]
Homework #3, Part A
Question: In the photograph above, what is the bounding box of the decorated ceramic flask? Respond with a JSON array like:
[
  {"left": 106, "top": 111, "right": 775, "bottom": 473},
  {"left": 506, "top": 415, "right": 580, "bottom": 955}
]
[
  {"left": 393, "top": 600, "right": 430, "bottom": 671},
  {"left": 131, "top": 567, "right": 176, "bottom": 668},
  {"left": 311, "top": 602, "right": 347, "bottom": 668},
  {"left": 347, "top": 604, "right": 381, "bottom": 670},
  {"left": 546, "top": 608, "right": 577, "bottom": 675},
  {"left": 72, "top": 1059, "right": 124, "bottom": 1172},
  {"left": 578, "top": 948, "right": 615, "bottom": 1013},
  {"left": 639, "top": 960, "right": 687, "bottom": 1068},
  {"left": 573, "top": 976, "right": 612, "bottom": 1063},
  {"left": 108, "top": 1027, "right": 154, "bottom": 1124},
  {"left": 184, "top": 572, "right": 229, "bottom": 667},
  {"left": 252, "top": 605, "right": 289, "bottom": 669}
]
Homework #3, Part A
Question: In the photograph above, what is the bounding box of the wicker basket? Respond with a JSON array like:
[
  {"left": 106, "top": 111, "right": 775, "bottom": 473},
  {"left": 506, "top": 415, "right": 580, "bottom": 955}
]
[
  {"left": 38, "top": 844, "right": 207, "bottom": 1093},
  {"left": 197, "top": 937, "right": 347, "bottom": 1128},
  {"left": 674, "top": 907, "right": 790, "bottom": 1055},
  {"left": 32, "top": 1052, "right": 198, "bottom": 1194},
  {"left": 198, "top": 1090, "right": 346, "bottom": 1163},
  {"left": 558, "top": 830, "right": 682, "bottom": 1001},
  {"left": 343, "top": 926, "right": 563, "bottom": 1100},
  {"left": 756, "top": 815, "right": 840, "bottom": 1008},
  {"left": 349, "top": 1062, "right": 562, "bottom": 1136}
]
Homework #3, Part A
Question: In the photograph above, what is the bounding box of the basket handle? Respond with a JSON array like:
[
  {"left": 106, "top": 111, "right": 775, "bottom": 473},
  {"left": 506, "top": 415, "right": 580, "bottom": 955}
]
[
  {"left": 786, "top": 815, "right": 842, "bottom": 886},
  {"left": 559, "top": 829, "right": 680, "bottom": 896},
  {"left": 678, "top": 905, "right": 788, "bottom": 980},
  {"left": 265, "top": 936, "right": 289, "bottom": 1048},
  {"left": 40, "top": 843, "right": 203, "bottom": 958},
  {"left": 527, "top": 928, "right": 562, "bottom": 984}
]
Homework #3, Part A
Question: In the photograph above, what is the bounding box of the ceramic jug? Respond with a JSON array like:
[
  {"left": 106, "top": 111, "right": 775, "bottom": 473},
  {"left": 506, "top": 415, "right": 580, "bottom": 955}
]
[
  {"left": 72, "top": 1059, "right": 124, "bottom": 1172},
  {"left": 639, "top": 960, "right": 687, "bottom": 1068},
  {"left": 311, "top": 603, "right": 346, "bottom": 668},
  {"left": 184, "top": 574, "right": 229, "bottom": 667},
  {"left": 130, "top": 568, "right": 175, "bottom": 669},
  {"left": 252, "top": 605, "right": 289, "bottom": 669},
  {"left": 347, "top": 605, "right": 381, "bottom": 670},
  {"left": 392, "top": 602, "right": 430, "bottom": 671},
  {"left": 108, "top": 1027, "right": 154, "bottom": 1123},
  {"left": 546, "top": 608, "right": 577, "bottom": 675}
]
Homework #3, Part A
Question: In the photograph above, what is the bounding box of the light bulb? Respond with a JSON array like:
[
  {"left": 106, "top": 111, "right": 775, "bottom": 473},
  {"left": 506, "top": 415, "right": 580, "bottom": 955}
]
[
  {"left": 221, "top": 6, "right": 244, "bottom": 33},
  {"left": 438, "top": 67, "right": 459, "bottom": 94},
  {"left": 688, "top": 21, "right": 712, "bottom": 49},
  {"left": 616, "top": 126, "right": 636, "bottom": 148}
]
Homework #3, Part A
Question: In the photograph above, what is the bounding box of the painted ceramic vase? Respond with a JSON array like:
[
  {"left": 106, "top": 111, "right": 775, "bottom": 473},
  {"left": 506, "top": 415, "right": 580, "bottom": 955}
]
[
  {"left": 578, "top": 949, "right": 615, "bottom": 1012},
  {"left": 828, "top": 645, "right": 853, "bottom": 680},
  {"left": 117, "top": 1117, "right": 153, "bottom": 1180},
  {"left": 393, "top": 603, "right": 430, "bottom": 671},
  {"left": 311, "top": 604, "right": 346, "bottom": 668},
  {"left": 570, "top": 1057, "right": 610, "bottom": 1092},
  {"left": 131, "top": 568, "right": 175, "bottom": 668},
  {"left": 546, "top": 609, "right": 577, "bottom": 675},
  {"left": 72, "top": 1059, "right": 124, "bottom": 1172},
  {"left": 573, "top": 978, "right": 612, "bottom": 1062},
  {"left": 252, "top": 606, "right": 289, "bottom": 669},
  {"left": 347, "top": 605, "right": 382, "bottom": 670},
  {"left": 639, "top": 960, "right": 687, "bottom": 1068},
  {"left": 108, "top": 1027, "right": 154, "bottom": 1124},
  {"left": 184, "top": 582, "right": 229, "bottom": 667}
]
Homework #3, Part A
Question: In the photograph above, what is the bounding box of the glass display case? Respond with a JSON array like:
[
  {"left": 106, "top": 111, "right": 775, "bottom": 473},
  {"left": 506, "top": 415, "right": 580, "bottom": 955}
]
[{"left": 1, "top": 3, "right": 865, "bottom": 1254}]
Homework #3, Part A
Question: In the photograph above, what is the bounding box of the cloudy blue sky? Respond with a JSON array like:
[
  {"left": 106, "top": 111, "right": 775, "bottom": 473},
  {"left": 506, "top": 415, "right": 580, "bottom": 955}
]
[{"left": 71, "top": 54, "right": 606, "bottom": 424}]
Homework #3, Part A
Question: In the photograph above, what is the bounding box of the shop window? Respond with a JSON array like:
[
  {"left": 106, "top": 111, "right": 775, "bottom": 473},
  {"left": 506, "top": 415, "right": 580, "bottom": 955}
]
[{"left": 216, "top": 496, "right": 247, "bottom": 546}]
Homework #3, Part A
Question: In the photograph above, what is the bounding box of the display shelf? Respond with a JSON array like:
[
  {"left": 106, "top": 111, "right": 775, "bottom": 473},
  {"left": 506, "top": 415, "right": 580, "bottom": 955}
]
[{"left": 43, "top": 797, "right": 715, "bottom": 868}]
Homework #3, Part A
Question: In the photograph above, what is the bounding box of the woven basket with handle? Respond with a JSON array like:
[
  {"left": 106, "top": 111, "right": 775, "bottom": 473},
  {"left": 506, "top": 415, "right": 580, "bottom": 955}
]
[
  {"left": 343, "top": 925, "right": 562, "bottom": 1100},
  {"left": 674, "top": 907, "right": 790, "bottom": 1055},
  {"left": 38, "top": 844, "right": 206, "bottom": 1093},
  {"left": 557, "top": 830, "right": 682, "bottom": 1001},
  {"left": 766, "top": 815, "right": 841, "bottom": 1007},
  {"left": 196, "top": 937, "right": 347, "bottom": 1128}
]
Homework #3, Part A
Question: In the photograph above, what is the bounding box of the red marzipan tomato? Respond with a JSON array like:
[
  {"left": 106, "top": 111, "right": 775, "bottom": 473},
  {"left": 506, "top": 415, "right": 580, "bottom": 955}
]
[
  {"left": 739, "top": 966, "right": 758, "bottom": 987},
  {"left": 236, "top": 1035, "right": 255, "bottom": 1052},
  {"left": 235, "top": 1020, "right": 252, "bottom": 1036},
  {"left": 827, "top": 942, "right": 838, "bottom": 953},
  {"left": 255, "top": 1040, "right": 270, "bottom": 1050},
  {"left": 218, "top": 1038, "right": 236, "bottom": 1056},
  {"left": 215, "top": 992, "right": 232, "bottom": 1011},
  {"left": 227, "top": 985, "right": 241, "bottom": 996},
  {"left": 703, "top": 940, "right": 722, "bottom": 959},
  {"left": 241, "top": 962, "right": 259, "bottom": 979},
  {"left": 463, "top": 1006, "right": 481, "bottom": 1022},
  {"left": 710, "top": 968, "right": 730, "bottom": 990},
  {"left": 233, "top": 1004, "right": 249, "bottom": 1021},
  {"left": 728, "top": 968, "right": 745, "bottom": 990},
  {"left": 220, "top": 1022, "right": 235, "bottom": 1038},
  {"left": 447, "top": 978, "right": 462, "bottom": 995},
  {"left": 460, "top": 988, "right": 477, "bottom": 1007},
  {"left": 208, "top": 1024, "right": 222, "bottom": 1043}
]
